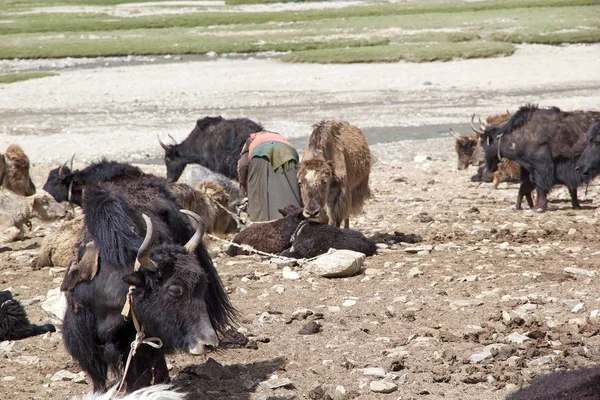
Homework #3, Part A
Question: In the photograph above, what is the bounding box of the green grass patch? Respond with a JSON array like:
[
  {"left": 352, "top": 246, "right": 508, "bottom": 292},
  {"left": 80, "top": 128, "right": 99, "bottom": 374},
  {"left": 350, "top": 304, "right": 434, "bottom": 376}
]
[
  {"left": 0, "top": 71, "right": 58, "bottom": 84},
  {"left": 225, "top": 0, "right": 320, "bottom": 4},
  {"left": 493, "top": 29, "right": 600, "bottom": 44},
  {"left": 281, "top": 41, "right": 516, "bottom": 64}
]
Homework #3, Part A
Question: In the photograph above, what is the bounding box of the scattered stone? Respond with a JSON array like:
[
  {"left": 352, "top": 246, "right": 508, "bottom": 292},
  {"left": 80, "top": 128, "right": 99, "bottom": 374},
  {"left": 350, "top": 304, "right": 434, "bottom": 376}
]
[
  {"left": 506, "top": 332, "right": 530, "bottom": 344},
  {"left": 298, "top": 321, "right": 321, "bottom": 335},
  {"left": 404, "top": 245, "right": 433, "bottom": 254},
  {"left": 572, "top": 303, "right": 586, "bottom": 314},
  {"left": 413, "top": 155, "right": 432, "bottom": 162},
  {"left": 457, "top": 275, "right": 478, "bottom": 282},
  {"left": 304, "top": 250, "right": 365, "bottom": 278},
  {"left": 41, "top": 287, "right": 67, "bottom": 322},
  {"left": 363, "top": 367, "right": 386, "bottom": 378},
  {"left": 15, "top": 355, "right": 39, "bottom": 365},
  {"left": 369, "top": 380, "right": 398, "bottom": 393},
  {"left": 259, "top": 378, "right": 294, "bottom": 390},
  {"left": 564, "top": 267, "right": 596, "bottom": 278},
  {"left": 342, "top": 299, "right": 356, "bottom": 307},
  {"left": 282, "top": 267, "right": 300, "bottom": 280},
  {"left": 50, "top": 370, "right": 86, "bottom": 382},
  {"left": 407, "top": 267, "right": 422, "bottom": 278},
  {"left": 528, "top": 355, "right": 555, "bottom": 366},
  {"left": 590, "top": 310, "right": 600, "bottom": 318}
]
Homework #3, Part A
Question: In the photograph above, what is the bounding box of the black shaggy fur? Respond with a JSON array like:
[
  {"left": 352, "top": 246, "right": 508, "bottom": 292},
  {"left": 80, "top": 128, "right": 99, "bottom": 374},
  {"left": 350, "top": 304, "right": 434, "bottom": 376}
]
[
  {"left": 0, "top": 290, "right": 55, "bottom": 341},
  {"left": 507, "top": 366, "right": 600, "bottom": 400},
  {"left": 576, "top": 122, "right": 600, "bottom": 179},
  {"left": 62, "top": 177, "right": 235, "bottom": 393},
  {"left": 43, "top": 159, "right": 143, "bottom": 206},
  {"left": 480, "top": 104, "right": 600, "bottom": 211},
  {"left": 279, "top": 208, "right": 377, "bottom": 259},
  {"left": 161, "top": 116, "right": 263, "bottom": 182}
]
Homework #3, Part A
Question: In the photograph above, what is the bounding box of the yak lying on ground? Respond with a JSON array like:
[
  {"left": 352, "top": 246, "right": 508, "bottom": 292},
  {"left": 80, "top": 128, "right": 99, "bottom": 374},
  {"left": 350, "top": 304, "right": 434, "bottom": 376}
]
[
  {"left": 35, "top": 216, "right": 83, "bottom": 269},
  {"left": 297, "top": 120, "right": 372, "bottom": 228},
  {"left": 492, "top": 157, "right": 522, "bottom": 189},
  {"left": 280, "top": 207, "right": 377, "bottom": 259},
  {"left": 479, "top": 104, "right": 600, "bottom": 211},
  {"left": 159, "top": 116, "right": 263, "bottom": 182},
  {"left": 576, "top": 121, "right": 600, "bottom": 180},
  {"left": 179, "top": 163, "right": 246, "bottom": 215},
  {"left": 0, "top": 190, "right": 69, "bottom": 243},
  {"left": 43, "top": 158, "right": 143, "bottom": 206},
  {"left": 226, "top": 205, "right": 299, "bottom": 256},
  {"left": 62, "top": 176, "right": 235, "bottom": 393},
  {"left": 0, "top": 290, "right": 56, "bottom": 341},
  {"left": 506, "top": 365, "right": 600, "bottom": 400},
  {"left": 0, "top": 144, "right": 36, "bottom": 196}
]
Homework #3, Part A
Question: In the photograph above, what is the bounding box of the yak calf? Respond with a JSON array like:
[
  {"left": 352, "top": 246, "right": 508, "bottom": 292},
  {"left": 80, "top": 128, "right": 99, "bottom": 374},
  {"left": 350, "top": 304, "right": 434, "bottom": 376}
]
[{"left": 0, "top": 290, "right": 56, "bottom": 341}]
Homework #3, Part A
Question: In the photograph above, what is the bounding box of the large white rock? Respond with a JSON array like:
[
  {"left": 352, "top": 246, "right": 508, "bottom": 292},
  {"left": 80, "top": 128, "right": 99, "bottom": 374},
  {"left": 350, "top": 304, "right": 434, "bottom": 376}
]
[
  {"left": 304, "top": 249, "right": 366, "bottom": 278},
  {"left": 41, "top": 287, "right": 67, "bottom": 322}
]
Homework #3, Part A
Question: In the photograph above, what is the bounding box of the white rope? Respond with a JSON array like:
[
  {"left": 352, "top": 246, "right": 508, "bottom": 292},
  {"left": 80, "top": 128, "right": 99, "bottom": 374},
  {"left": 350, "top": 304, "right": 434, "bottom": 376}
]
[{"left": 206, "top": 233, "right": 335, "bottom": 265}]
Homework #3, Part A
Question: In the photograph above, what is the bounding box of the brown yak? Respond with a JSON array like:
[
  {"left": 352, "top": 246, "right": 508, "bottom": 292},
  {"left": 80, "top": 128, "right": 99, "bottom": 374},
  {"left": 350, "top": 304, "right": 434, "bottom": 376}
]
[
  {"left": 297, "top": 120, "right": 372, "bottom": 229},
  {"left": 0, "top": 144, "right": 36, "bottom": 196}
]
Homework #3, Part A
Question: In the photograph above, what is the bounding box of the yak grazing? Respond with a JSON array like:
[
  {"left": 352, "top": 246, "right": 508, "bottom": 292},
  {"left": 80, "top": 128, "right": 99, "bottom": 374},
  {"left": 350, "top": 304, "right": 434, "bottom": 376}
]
[
  {"left": 0, "top": 144, "right": 36, "bottom": 196},
  {"left": 479, "top": 104, "right": 600, "bottom": 211},
  {"left": 62, "top": 176, "right": 236, "bottom": 393},
  {"left": 0, "top": 290, "right": 56, "bottom": 341},
  {"left": 159, "top": 116, "right": 263, "bottom": 182},
  {"left": 297, "top": 120, "right": 372, "bottom": 229}
]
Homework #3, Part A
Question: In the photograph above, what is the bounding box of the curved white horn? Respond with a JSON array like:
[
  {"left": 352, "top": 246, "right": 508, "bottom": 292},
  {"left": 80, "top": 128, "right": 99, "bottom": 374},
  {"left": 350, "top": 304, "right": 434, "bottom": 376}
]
[
  {"left": 180, "top": 209, "right": 205, "bottom": 253},
  {"left": 136, "top": 214, "right": 156, "bottom": 271}
]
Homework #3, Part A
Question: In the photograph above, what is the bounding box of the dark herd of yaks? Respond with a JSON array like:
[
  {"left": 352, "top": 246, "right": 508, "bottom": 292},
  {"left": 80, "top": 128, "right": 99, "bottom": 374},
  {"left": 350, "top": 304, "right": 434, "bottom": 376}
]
[{"left": 1, "top": 106, "right": 600, "bottom": 399}]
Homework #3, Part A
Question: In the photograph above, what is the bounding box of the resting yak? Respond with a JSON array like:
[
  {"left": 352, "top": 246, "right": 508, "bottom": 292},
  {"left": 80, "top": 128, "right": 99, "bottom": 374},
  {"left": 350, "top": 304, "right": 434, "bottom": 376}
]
[
  {"left": 62, "top": 175, "right": 236, "bottom": 393},
  {"left": 0, "top": 290, "right": 56, "bottom": 341},
  {"left": 479, "top": 104, "right": 600, "bottom": 211},
  {"left": 159, "top": 116, "right": 263, "bottom": 182},
  {"left": 43, "top": 157, "right": 143, "bottom": 206}
]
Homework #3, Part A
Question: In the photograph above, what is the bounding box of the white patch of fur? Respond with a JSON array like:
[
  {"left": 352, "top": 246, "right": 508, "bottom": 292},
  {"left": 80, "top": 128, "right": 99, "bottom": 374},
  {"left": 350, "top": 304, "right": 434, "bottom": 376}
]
[
  {"left": 510, "top": 142, "right": 516, "bottom": 150},
  {"left": 303, "top": 170, "right": 321, "bottom": 188},
  {"left": 72, "top": 384, "right": 186, "bottom": 400}
]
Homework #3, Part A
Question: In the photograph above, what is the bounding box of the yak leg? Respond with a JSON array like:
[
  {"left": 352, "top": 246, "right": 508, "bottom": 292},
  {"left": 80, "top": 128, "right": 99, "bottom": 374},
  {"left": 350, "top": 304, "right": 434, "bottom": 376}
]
[
  {"left": 568, "top": 187, "right": 581, "bottom": 209},
  {"left": 153, "top": 351, "right": 170, "bottom": 384},
  {"left": 8, "top": 323, "right": 55, "bottom": 340},
  {"left": 516, "top": 171, "right": 535, "bottom": 210},
  {"left": 343, "top": 218, "right": 350, "bottom": 229},
  {"left": 124, "top": 346, "right": 154, "bottom": 392}
]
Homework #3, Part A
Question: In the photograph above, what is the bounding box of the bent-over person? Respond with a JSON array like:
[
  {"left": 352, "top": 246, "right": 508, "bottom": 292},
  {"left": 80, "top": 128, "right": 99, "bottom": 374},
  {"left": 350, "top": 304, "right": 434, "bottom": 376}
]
[{"left": 238, "top": 131, "right": 302, "bottom": 221}]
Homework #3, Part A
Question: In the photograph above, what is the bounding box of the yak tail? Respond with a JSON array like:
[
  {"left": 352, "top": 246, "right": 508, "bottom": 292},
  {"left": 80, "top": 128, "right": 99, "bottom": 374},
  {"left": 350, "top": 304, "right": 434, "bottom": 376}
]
[{"left": 82, "top": 184, "right": 143, "bottom": 267}]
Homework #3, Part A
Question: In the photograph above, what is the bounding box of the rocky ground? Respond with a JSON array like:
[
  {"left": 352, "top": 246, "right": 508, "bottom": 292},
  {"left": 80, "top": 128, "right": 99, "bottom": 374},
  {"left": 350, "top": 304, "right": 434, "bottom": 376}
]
[{"left": 1, "top": 44, "right": 600, "bottom": 400}]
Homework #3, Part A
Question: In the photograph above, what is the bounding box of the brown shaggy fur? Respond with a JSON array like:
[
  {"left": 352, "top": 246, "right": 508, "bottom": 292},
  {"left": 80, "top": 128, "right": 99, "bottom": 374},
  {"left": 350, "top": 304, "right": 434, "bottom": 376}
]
[
  {"left": 298, "top": 120, "right": 372, "bottom": 229},
  {"left": 492, "top": 158, "right": 522, "bottom": 189},
  {"left": 195, "top": 181, "right": 236, "bottom": 234},
  {"left": 453, "top": 134, "right": 480, "bottom": 170},
  {"left": 36, "top": 216, "right": 83, "bottom": 269},
  {"left": 0, "top": 144, "right": 36, "bottom": 196},
  {"left": 168, "top": 182, "right": 234, "bottom": 235}
]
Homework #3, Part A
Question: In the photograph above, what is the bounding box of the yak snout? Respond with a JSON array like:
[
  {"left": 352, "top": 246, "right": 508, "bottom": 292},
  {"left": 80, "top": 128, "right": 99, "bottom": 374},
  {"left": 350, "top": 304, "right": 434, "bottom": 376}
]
[
  {"left": 303, "top": 205, "right": 320, "bottom": 219},
  {"left": 188, "top": 328, "right": 219, "bottom": 355}
]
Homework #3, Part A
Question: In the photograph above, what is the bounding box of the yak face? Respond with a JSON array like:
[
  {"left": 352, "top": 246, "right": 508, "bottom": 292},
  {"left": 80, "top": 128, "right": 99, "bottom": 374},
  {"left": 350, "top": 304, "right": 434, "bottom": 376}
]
[
  {"left": 43, "top": 167, "right": 74, "bottom": 203},
  {"left": 480, "top": 126, "right": 503, "bottom": 173},
  {"left": 29, "top": 191, "right": 69, "bottom": 221},
  {"left": 297, "top": 157, "right": 335, "bottom": 220},
  {"left": 162, "top": 145, "right": 189, "bottom": 183},
  {"left": 123, "top": 244, "right": 218, "bottom": 355},
  {"left": 576, "top": 122, "right": 600, "bottom": 179},
  {"left": 453, "top": 136, "right": 479, "bottom": 170}
]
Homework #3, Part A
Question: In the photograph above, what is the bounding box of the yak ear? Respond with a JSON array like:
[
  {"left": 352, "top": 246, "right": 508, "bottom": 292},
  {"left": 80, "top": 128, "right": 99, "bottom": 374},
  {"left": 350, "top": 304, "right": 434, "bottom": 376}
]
[
  {"left": 122, "top": 271, "right": 145, "bottom": 287},
  {"left": 278, "top": 208, "right": 288, "bottom": 217}
]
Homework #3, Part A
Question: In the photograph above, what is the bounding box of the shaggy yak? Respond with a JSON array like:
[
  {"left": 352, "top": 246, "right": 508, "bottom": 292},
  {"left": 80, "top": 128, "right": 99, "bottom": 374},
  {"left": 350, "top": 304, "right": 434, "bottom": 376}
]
[
  {"left": 279, "top": 207, "right": 377, "bottom": 259},
  {"left": 226, "top": 205, "right": 299, "bottom": 256},
  {"left": 159, "top": 116, "right": 263, "bottom": 182},
  {"left": 297, "top": 120, "right": 372, "bottom": 228},
  {"left": 180, "top": 163, "right": 246, "bottom": 215},
  {"left": 506, "top": 365, "right": 600, "bottom": 400},
  {"left": 35, "top": 216, "right": 83, "bottom": 269},
  {"left": 43, "top": 157, "right": 143, "bottom": 206},
  {"left": 576, "top": 121, "right": 600, "bottom": 179},
  {"left": 479, "top": 104, "right": 600, "bottom": 211},
  {"left": 0, "top": 290, "right": 56, "bottom": 341},
  {"left": 0, "top": 144, "right": 36, "bottom": 196},
  {"left": 0, "top": 190, "right": 69, "bottom": 243},
  {"left": 62, "top": 176, "right": 236, "bottom": 393}
]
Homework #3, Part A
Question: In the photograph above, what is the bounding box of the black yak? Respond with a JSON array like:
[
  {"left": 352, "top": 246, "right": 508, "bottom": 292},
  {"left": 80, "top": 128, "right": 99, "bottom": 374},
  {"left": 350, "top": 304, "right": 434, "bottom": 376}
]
[
  {"left": 159, "top": 116, "right": 263, "bottom": 182},
  {"left": 0, "top": 290, "right": 56, "bottom": 341},
  {"left": 62, "top": 176, "right": 235, "bottom": 393},
  {"left": 279, "top": 207, "right": 377, "bottom": 259},
  {"left": 479, "top": 104, "right": 600, "bottom": 211},
  {"left": 506, "top": 365, "right": 600, "bottom": 400},
  {"left": 43, "top": 157, "right": 143, "bottom": 206}
]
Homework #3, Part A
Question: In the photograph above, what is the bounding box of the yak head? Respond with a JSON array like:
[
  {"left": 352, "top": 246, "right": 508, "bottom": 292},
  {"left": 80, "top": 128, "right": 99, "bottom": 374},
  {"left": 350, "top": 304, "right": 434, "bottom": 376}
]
[
  {"left": 1, "top": 145, "right": 36, "bottom": 196},
  {"left": 29, "top": 190, "right": 69, "bottom": 222},
  {"left": 122, "top": 212, "right": 220, "bottom": 355},
  {"left": 576, "top": 122, "right": 600, "bottom": 181},
  {"left": 297, "top": 156, "right": 335, "bottom": 221},
  {"left": 158, "top": 135, "right": 188, "bottom": 183},
  {"left": 477, "top": 124, "right": 504, "bottom": 173},
  {"left": 450, "top": 129, "right": 480, "bottom": 170},
  {"left": 43, "top": 155, "right": 82, "bottom": 204}
]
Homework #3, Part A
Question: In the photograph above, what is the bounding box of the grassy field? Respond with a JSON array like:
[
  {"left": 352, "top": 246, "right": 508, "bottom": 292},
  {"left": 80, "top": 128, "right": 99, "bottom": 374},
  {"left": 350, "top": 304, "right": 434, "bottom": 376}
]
[
  {"left": 0, "top": 0, "right": 598, "bottom": 63},
  {"left": 0, "top": 71, "right": 58, "bottom": 84}
]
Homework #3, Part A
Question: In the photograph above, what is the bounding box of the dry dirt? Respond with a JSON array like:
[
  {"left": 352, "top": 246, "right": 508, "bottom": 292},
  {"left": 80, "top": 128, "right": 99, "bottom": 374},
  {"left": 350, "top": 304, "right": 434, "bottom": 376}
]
[{"left": 1, "top": 44, "right": 600, "bottom": 400}]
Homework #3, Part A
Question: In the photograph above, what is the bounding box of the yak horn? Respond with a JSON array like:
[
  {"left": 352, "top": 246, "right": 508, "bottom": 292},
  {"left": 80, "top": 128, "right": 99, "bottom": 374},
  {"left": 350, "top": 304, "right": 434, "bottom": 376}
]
[
  {"left": 470, "top": 114, "right": 485, "bottom": 135},
  {"left": 180, "top": 209, "right": 205, "bottom": 254},
  {"left": 136, "top": 214, "right": 156, "bottom": 271},
  {"left": 478, "top": 117, "right": 488, "bottom": 128},
  {"left": 168, "top": 134, "right": 178, "bottom": 145},
  {"left": 157, "top": 135, "right": 170, "bottom": 151},
  {"left": 449, "top": 128, "right": 463, "bottom": 140},
  {"left": 58, "top": 153, "right": 75, "bottom": 180}
]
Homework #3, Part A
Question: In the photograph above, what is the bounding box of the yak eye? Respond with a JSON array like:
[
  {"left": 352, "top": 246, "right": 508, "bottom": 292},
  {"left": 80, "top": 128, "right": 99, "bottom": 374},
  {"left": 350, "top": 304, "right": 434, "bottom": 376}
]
[
  {"left": 321, "top": 179, "right": 327, "bottom": 184},
  {"left": 168, "top": 285, "right": 184, "bottom": 298}
]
